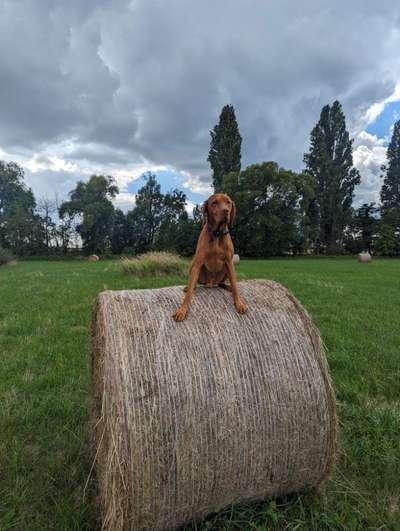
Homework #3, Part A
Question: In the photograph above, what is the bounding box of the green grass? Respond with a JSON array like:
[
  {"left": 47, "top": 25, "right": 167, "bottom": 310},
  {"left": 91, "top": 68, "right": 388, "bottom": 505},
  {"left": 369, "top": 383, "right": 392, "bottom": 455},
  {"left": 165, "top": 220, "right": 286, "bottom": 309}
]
[{"left": 0, "top": 258, "right": 399, "bottom": 530}]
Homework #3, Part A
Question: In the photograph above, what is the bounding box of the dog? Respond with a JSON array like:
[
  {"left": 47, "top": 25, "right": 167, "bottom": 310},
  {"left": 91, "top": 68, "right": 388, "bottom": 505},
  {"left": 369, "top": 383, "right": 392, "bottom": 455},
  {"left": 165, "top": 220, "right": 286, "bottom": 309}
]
[{"left": 173, "top": 193, "right": 246, "bottom": 321}]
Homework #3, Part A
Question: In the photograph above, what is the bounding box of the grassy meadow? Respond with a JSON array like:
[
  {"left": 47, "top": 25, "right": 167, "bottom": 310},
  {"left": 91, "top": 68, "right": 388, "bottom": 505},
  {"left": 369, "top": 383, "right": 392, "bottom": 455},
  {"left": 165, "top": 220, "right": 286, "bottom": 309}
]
[{"left": 0, "top": 258, "right": 399, "bottom": 530}]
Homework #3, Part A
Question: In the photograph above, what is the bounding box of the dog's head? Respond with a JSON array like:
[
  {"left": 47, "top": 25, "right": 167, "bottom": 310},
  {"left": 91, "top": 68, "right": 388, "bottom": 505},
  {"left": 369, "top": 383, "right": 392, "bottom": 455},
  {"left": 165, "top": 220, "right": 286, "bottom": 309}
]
[{"left": 202, "top": 193, "right": 236, "bottom": 228}]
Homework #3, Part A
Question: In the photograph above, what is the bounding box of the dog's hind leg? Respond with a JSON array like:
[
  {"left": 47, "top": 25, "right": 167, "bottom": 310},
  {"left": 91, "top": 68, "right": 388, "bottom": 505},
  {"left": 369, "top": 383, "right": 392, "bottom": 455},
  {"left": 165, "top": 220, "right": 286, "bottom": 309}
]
[
  {"left": 218, "top": 283, "right": 232, "bottom": 292},
  {"left": 217, "top": 270, "right": 231, "bottom": 291}
]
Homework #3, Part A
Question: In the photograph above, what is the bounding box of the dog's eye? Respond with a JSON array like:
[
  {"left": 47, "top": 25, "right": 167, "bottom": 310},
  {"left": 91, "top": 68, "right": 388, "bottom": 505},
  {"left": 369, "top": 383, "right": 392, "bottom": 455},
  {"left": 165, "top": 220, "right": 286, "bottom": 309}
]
[{"left": 212, "top": 201, "right": 218, "bottom": 206}]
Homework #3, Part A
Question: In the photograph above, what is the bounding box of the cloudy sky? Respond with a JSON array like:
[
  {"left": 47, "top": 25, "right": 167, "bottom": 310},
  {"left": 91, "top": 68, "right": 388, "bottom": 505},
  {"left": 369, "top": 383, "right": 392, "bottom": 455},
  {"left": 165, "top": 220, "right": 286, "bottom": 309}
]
[{"left": 1, "top": 0, "right": 400, "bottom": 213}]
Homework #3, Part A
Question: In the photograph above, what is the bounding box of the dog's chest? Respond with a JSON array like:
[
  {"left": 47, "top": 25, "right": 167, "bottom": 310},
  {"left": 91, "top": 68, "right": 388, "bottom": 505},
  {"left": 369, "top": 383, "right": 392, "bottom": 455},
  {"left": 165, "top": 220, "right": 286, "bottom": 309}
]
[
  {"left": 204, "top": 254, "right": 225, "bottom": 272},
  {"left": 204, "top": 243, "right": 228, "bottom": 273}
]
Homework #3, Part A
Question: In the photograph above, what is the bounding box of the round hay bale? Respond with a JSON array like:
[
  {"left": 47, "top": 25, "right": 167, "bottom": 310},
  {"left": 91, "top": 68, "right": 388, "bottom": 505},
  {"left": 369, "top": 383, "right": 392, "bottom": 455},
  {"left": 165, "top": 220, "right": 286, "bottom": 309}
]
[
  {"left": 91, "top": 279, "right": 337, "bottom": 531},
  {"left": 232, "top": 253, "right": 240, "bottom": 264},
  {"left": 357, "top": 252, "right": 372, "bottom": 262},
  {"left": 87, "top": 254, "right": 100, "bottom": 261}
]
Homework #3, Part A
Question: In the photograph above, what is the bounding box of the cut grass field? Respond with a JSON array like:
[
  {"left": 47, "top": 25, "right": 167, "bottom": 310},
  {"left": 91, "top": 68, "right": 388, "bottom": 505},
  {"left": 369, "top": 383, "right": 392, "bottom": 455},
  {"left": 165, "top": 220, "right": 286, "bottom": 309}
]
[{"left": 0, "top": 258, "right": 399, "bottom": 530}]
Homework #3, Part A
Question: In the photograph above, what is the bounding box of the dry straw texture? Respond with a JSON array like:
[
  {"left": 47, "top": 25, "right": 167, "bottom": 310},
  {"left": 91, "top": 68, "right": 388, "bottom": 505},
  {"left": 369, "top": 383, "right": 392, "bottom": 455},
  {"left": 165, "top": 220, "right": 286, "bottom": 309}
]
[
  {"left": 91, "top": 279, "right": 337, "bottom": 531},
  {"left": 121, "top": 252, "right": 188, "bottom": 277}
]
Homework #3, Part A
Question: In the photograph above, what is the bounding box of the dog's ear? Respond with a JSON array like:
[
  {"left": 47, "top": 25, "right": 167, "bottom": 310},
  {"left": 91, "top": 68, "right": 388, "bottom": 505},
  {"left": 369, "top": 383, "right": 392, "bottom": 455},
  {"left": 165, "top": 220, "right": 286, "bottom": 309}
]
[
  {"left": 202, "top": 200, "right": 209, "bottom": 225},
  {"left": 230, "top": 200, "right": 236, "bottom": 226}
]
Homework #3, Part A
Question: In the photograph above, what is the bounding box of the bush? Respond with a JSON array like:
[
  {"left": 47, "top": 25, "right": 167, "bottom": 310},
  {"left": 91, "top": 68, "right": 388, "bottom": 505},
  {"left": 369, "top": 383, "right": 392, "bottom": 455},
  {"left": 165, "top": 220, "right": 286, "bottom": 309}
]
[
  {"left": 0, "top": 246, "right": 14, "bottom": 265},
  {"left": 121, "top": 251, "right": 189, "bottom": 277}
]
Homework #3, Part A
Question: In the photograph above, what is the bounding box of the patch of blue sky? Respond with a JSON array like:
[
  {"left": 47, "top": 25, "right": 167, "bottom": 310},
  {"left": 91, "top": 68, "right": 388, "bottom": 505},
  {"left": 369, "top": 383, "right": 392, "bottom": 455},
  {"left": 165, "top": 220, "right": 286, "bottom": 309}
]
[
  {"left": 127, "top": 169, "right": 208, "bottom": 205},
  {"left": 366, "top": 100, "right": 400, "bottom": 139}
]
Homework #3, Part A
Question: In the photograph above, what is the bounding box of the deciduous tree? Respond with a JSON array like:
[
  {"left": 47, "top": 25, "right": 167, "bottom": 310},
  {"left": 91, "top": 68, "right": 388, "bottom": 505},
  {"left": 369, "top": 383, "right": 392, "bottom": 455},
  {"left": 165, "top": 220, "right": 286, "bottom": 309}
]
[
  {"left": 221, "top": 162, "right": 314, "bottom": 256},
  {"left": 0, "top": 160, "right": 37, "bottom": 255},
  {"left": 59, "top": 175, "right": 118, "bottom": 254}
]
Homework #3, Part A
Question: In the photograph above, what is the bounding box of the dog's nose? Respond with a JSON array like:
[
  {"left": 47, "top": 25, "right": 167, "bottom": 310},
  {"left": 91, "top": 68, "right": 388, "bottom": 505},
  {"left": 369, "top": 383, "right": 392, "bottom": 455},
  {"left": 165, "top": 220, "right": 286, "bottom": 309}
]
[{"left": 222, "top": 208, "right": 229, "bottom": 214}]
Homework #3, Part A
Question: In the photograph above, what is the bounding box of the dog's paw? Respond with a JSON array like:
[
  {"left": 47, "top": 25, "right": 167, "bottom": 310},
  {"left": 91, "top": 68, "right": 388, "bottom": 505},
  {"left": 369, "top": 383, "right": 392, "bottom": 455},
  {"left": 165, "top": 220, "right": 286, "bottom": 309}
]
[
  {"left": 173, "top": 307, "right": 188, "bottom": 321},
  {"left": 235, "top": 300, "right": 247, "bottom": 314}
]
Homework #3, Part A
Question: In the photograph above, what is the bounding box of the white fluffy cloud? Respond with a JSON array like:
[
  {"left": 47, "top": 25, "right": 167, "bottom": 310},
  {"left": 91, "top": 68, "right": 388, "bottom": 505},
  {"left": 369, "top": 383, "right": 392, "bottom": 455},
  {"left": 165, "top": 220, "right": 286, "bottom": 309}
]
[
  {"left": 0, "top": 0, "right": 400, "bottom": 206},
  {"left": 353, "top": 132, "right": 387, "bottom": 205}
]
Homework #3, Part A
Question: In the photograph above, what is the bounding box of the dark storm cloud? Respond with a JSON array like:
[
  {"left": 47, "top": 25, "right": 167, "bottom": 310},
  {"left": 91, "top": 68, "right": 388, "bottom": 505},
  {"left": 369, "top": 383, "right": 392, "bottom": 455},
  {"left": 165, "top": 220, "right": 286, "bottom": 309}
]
[
  {"left": 0, "top": 0, "right": 134, "bottom": 152},
  {"left": 0, "top": 0, "right": 400, "bottom": 202}
]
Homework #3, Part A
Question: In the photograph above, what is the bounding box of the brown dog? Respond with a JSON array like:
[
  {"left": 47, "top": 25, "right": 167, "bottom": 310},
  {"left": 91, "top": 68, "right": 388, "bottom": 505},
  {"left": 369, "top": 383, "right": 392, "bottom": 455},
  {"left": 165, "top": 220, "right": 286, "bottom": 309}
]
[{"left": 173, "top": 193, "right": 246, "bottom": 321}]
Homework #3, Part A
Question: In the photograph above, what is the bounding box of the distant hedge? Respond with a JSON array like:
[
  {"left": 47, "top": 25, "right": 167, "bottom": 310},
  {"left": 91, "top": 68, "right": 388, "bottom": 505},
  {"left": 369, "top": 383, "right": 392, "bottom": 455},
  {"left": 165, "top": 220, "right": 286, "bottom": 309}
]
[{"left": 0, "top": 247, "right": 14, "bottom": 265}]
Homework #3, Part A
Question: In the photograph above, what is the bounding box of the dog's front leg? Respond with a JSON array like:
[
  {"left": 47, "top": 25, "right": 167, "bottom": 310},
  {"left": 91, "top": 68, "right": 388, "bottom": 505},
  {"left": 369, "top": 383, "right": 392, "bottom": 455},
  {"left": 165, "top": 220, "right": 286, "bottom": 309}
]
[
  {"left": 173, "top": 261, "right": 202, "bottom": 321},
  {"left": 225, "top": 259, "right": 246, "bottom": 314}
]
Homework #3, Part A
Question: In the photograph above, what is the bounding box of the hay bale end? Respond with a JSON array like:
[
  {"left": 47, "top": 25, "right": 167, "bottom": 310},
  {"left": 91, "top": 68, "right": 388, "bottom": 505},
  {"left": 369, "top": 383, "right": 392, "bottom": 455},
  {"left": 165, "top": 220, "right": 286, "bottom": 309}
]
[
  {"left": 357, "top": 252, "right": 372, "bottom": 262},
  {"left": 91, "top": 279, "right": 337, "bottom": 531}
]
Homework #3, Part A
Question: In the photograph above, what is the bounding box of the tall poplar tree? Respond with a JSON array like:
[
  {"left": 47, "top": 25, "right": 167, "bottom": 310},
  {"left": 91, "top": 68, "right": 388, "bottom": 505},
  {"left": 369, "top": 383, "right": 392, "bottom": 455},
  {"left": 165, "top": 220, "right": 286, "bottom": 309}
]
[
  {"left": 380, "top": 120, "right": 400, "bottom": 212},
  {"left": 208, "top": 104, "right": 242, "bottom": 192},
  {"left": 304, "top": 101, "right": 361, "bottom": 253},
  {"left": 378, "top": 120, "right": 400, "bottom": 255}
]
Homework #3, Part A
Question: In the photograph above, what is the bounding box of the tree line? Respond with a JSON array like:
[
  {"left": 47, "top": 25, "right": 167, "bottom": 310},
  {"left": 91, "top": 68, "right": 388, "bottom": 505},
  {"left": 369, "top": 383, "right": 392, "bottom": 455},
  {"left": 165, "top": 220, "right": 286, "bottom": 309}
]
[
  {"left": 1, "top": 102, "right": 399, "bottom": 258},
  {"left": 0, "top": 168, "right": 203, "bottom": 257}
]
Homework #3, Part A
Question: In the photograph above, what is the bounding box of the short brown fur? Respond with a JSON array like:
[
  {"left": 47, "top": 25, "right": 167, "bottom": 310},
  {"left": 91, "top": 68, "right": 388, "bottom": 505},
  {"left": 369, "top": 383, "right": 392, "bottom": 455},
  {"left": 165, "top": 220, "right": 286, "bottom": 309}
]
[{"left": 173, "top": 193, "right": 246, "bottom": 321}]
